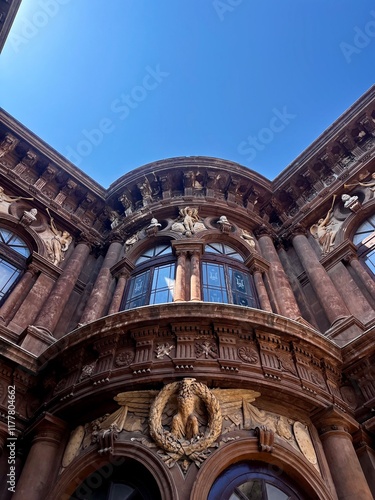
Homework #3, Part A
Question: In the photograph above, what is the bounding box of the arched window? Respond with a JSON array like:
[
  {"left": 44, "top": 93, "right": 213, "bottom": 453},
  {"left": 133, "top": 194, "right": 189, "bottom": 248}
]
[
  {"left": 71, "top": 459, "right": 161, "bottom": 499},
  {"left": 202, "top": 243, "right": 258, "bottom": 308},
  {"left": 122, "top": 244, "right": 176, "bottom": 310},
  {"left": 208, "top": 462, "right": 306, "bottom": 500},
  {"left": 353, "top": 214, "right": 375, "bottom": 275},
  {"left": 0, "top": 228, "right": 30, "bottom": 303}
]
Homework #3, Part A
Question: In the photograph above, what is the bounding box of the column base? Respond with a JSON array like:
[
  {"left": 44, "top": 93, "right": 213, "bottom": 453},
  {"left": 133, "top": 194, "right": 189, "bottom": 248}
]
[{"left": 19, "top": 325, "right": 55, "bottom": 356}]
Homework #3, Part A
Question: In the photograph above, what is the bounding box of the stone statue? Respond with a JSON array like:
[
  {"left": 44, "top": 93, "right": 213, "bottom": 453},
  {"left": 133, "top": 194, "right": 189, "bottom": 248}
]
[
  {"left": 172, "top": 207, "right": 205, "bottom": 236},
  {"left": 146, "top": 217, "right": 161, "bottom": 237},
  {"left": 0, "top": 186, "right": 33, "bottom": 204},
  {"left": 341, "top": 193, "right": 361, "bottom": 212},
  {"left": 240, "top": 229, "right": 256, "bottom": 250},
  {"left": 46, "top": 210, "right": 72, "bottom": 265},
  {"left": 217, "top": 215, "right": 232, "bottom": 233},
  {"left": 20, "top": 208, "right": 38, "bottom": 227},
  {"left": 310, "top": 206, "right": 337, "bottom": 254},
  {"left": 344, "top": 172, "right": 375, "bottom": 191}
]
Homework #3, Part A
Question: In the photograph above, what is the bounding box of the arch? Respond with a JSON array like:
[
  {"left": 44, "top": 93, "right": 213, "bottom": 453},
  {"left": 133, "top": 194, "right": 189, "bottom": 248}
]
[
  {"left": 337, "top": 197, "right": 375, "bottom": 244},
  {"left": 48, "top": 442, "right": 177, "bottom": 500},
  {"left": 191, "top": 438, "right": 334, "bottom": 500}
]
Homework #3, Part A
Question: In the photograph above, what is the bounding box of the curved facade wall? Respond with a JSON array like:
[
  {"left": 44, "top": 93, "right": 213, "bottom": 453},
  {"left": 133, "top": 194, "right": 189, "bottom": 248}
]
[{"left": 0, "top": 88, "right": 374, "bottom": 499}]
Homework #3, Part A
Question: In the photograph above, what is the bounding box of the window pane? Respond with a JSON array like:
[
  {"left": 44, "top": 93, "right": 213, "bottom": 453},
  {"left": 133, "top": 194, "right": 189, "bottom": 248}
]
[
  {"left": 124, "top": 270, "right": 150, "bottom": 309},
  {"left": 229, "top": 268, "right": 257, "bottom": 308},
  {"left": 364, "top": 249, "right": 375, "bottom": 274},
  {"left": 136, "top": 245, "right": 172, "bottom": 264},
  {"left": 149, "top": 264, "right": 175, "bottom": 304},
  {"left": 353, "top": 217, "right": 375, "bottom": 245},
  {"left": 202, "top": 263, "right": 228, "bottom": 303},
  {"left": 0, "top": 259, "right": 21, "bottom": 300},
  {"left": 0, "top": 228, "right": 30, "bottom": 257},
  {"left": 205, "top": 243, "right": 244, "bottom": 262},
  {"left": 266, "top": 483, "right": 290, "bottom": 500},
  {"left": 237, "top": 480, "right": 263, "bottom": 499}
]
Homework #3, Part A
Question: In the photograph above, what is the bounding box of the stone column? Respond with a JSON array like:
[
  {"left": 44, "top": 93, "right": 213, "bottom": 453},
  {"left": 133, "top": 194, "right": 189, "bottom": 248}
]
[
  {"left": 291, "top": 230, "right": 350, "bottom": 325},
  {"left": 0, "top": 264, "right": 38, "bottom": 325},
  {"left": 79, "top": 239, "right": 124, "bottom": 324},
  {"left": 246, "top": 255, "right": 272, "bottom": 312},
  {"left": 313, "top": 408, "right": 373, "bottom": 500},
  {"left": 174, "top": 250, "right": 187, "bottom": 302},
  {"left": 12, "top": 414, "right": 67, "bottom": 500},
  {"left": 347, "top": 254, "right": 375, "bottom": 300},
  {"left": 32, "top": 240, "right": 91, "bottom": 335},
  {"left": 328, "top": 261, "right": 375, "bottom": 323},
  {"left": 108, "top": 271, "right": 129, "bottom": 314},
  {"left": 190, "top": 250, "right": 202, "bottom": 301},
  {"left": 256, "top": 229, "right": 301, "bottom": 319}
]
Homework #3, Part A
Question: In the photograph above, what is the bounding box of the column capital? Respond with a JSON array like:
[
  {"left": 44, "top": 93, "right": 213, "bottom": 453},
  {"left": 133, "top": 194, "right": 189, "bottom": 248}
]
[
  {"left": 172, "top": 240, "right": 204, "bottom": 256},
  {"left": 245, "top": 254, "right": 270, "bottom": 273},
  {"left": 26, "top": 412, "right": 67, "bottom": 445},
  {"left": 311, "top": 405, "right": 359, "bottom": 436}
]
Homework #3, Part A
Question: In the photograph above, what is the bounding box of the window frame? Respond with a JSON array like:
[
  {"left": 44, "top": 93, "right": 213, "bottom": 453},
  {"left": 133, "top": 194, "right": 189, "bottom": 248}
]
[
  {"left": 121, "top": 251, "right": 176, "bottom": 310},
  {"left": 0, "top": 227, "right": 31, "bottom": 304},
  {"left": 202, "top": 246, "right": 259, "bottom": 309}
]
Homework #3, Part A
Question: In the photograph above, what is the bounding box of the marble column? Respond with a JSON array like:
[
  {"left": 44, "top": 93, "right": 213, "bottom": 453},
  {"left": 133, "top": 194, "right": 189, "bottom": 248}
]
[
  {"left": 257, "top": 230, "right": 301, "bottom": 319},
  {"left": 253, "top": 269, "right": 273, "bottom": 312},
  {"left": 12, "top": 414, "right": 67, "bottom": 500},
  {"left": 174, "top": 250, "right": 187, "bottom": 302},
  {"left": 0, "top": 264, "right": 38, "bottom": 325},
  {"left": 108, "top": 271, "right": 129, "bottom": 314},
  {"left": 292, "top": 231, "right": 350, "bottom": 325},
  {"left": 190, "top": 250, "right": 201, "bottom": 301},
  {"left": 32, "top": 240, "right": 91, "bottom": 335},
  {"left": 79, "top": 239, "right": 123, "bottom": 324},
  {"left": 314, "top": 408, "right": 372, "bottom": 500},
  {"left": 246, "top": 255, "right": 273, "bottom": 312},
  {"left": 347, "top": 254, "right": 375, "bottom": 300}
]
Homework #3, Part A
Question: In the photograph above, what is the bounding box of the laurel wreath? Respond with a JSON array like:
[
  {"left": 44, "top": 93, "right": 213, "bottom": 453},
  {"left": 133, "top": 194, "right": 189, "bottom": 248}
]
[{"left": 149, "top": 380, "right": 222, "bottom": 457}]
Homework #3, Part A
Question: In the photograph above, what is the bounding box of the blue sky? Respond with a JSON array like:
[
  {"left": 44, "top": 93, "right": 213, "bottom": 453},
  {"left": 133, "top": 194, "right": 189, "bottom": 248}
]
[{"left": 0, "top": 0, "right": 374, "bottom": 188}]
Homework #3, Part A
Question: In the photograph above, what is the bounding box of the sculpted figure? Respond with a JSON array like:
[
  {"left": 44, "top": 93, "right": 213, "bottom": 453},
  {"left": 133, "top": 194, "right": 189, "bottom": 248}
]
[
  {"left": 241, "top": 229, "right": 256, "bottom": 249},
  {"left": 344, "top": 172, "right": 375, "bottom": 191},
  {"left": 20, "top": 208, "right": 38, "bottom": 226},
  {"left": 171, "top": 378, "right": 199, "bottom": 440},
  {"left": 310, "top": 207, "right": 337, "bottom": 254},
  {"left": 217, "top": 215, "right": 232, "bottom": 233},
  {"left": 0, "top": 186, "right": 33, "bottom": 203},
  {"left": 341, "top": 193, "right": 361, "bottom": 212},
  {"left": 46, "top": 211, "right": 72, "bottom": 265}
]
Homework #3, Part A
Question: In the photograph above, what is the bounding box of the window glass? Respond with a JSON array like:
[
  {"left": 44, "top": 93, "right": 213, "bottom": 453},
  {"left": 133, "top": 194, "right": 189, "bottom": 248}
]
[
  {"left": 0, "top": 258, "right": 21, "bottom": 301},
  {"left": 136, "top": 244, "right": 172, "bottom": 264},
  {"left": 202, "top": 263, "right": 228, "bottom": 303},
  {"left": 364, "top": 248, "right": 375, "bottom": 274},
  {"left": 149, "top": 264, "right": 175, "bottom": 304},
  {"left": 0, "top": 228, "right": 30, "bottom": 257},
  {"left": 229, "top": 268, "right": 256, "bottom": 307},
  {"left": 353, "top": 214, "right": 375, "bottom": 245},
  {"left": 202, "top": 243, "right": 258, "bottom": 308},
  {"left": 124, "top": 269, "right": 151, "bottom": 309},
  {"left": 123, "top": 243, "right": 176, "bottom": 310},
  {"left": 206, "top": 242, "right": 244, "bottom": 262}
]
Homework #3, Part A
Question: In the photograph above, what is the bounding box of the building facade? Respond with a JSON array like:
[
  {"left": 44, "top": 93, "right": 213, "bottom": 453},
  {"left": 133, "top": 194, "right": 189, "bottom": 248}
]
[{"left": 0, "top": 87, "right": 374, "bottom": 500}]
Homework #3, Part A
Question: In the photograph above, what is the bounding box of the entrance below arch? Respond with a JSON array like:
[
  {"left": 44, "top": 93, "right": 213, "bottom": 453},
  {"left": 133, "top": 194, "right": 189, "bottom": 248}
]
[
  {"left": 208, "top": 461, "right": 305, "bottom": 500},
  {"left": 70, "top": 458, "right": 162, "bottom": 500}
]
